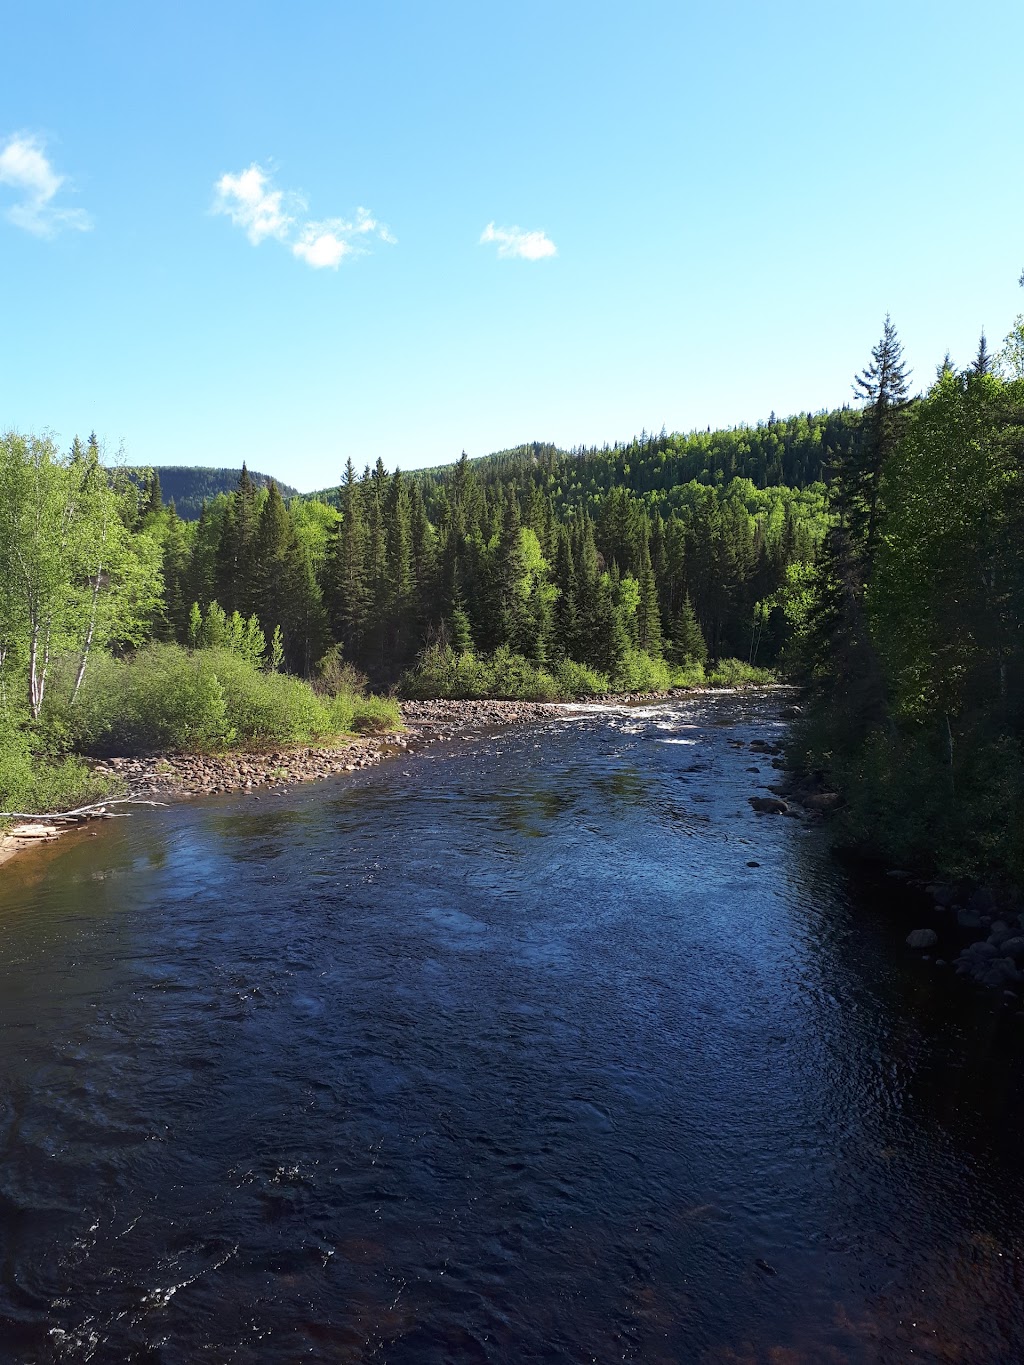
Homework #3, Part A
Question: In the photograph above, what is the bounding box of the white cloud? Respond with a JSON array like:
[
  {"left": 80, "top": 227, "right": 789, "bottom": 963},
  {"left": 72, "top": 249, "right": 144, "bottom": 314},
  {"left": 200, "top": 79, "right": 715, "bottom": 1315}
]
[
  {"left": 292, "top": 223, "right": 352, "bottom": 270},
  {"left": 213, "top": 163, "right": 395, "bottom": 269},
  {"left": 212, "top": 164, "right": 297, "bottom": 244},
  {"left": 0, "top": 133, "right": 92, "bottom": 237},
  {"left": 480, "top": 221, "right": 556, "bottom": 261}
]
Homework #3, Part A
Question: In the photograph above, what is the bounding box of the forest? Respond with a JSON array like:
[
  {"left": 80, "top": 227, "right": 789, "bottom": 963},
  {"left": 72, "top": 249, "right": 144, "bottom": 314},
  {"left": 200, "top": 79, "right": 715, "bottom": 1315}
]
[{"left": 2, "top": 307, "right": 1022, "bottom": 882}]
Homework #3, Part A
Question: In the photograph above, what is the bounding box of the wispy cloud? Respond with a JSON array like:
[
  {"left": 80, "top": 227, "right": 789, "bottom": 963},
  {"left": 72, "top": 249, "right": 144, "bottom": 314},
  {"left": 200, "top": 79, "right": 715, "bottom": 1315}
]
[
  {"left": 0, "top": 133, "right": 92, "bottom": 237},
  {"left": 212, "top": 164, "right": 297, "bottom": 244},
  {"left": 213, "top": 162, "right": 394, "bottom": 270},
  {"left": 480, "top": 222, "right": 556, "bottom": 261}
]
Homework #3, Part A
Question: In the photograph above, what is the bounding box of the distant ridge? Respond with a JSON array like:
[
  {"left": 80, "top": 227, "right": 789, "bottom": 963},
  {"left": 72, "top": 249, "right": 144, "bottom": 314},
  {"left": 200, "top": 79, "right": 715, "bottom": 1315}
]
[{"left": 141, "top": 467, "right": 298, "bottom": 520}]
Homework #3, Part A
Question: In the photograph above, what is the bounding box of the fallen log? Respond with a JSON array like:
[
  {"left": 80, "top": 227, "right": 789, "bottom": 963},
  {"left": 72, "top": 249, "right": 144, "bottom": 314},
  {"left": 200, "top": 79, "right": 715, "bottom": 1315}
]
[{"left": 0, "top": 795, "right": 167, "bottom": 823}]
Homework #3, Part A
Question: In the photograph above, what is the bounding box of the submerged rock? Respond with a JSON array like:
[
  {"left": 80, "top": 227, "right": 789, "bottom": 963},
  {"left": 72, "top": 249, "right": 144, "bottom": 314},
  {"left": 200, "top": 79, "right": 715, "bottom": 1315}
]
[{"left": 906, "top": 928, "right": 938, "bottom": 949}]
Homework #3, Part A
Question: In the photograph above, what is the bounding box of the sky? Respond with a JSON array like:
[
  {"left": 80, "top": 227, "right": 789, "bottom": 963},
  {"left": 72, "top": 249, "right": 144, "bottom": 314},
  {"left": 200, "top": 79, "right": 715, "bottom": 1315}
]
[{"left": 1, "top": 0, "right": 1022, "bottom": 492}]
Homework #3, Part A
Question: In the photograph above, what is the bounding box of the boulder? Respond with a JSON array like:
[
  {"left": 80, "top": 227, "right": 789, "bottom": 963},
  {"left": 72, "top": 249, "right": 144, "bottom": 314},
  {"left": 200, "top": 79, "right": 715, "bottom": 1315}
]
[
  {"left": 999, "top": 937, "right": 1024, "bottom": 960},
  {"left": 906, "top": 929, "right": 938, "bottom": 949},
  {"left": 957, "top": 908, "right": 982, "bottom": 929},
  {"left": 748, "top": 796, "right": 789, "bottom": 815},
  {"left": 969, "top": 887, "right": 997, "bottom": 915}
]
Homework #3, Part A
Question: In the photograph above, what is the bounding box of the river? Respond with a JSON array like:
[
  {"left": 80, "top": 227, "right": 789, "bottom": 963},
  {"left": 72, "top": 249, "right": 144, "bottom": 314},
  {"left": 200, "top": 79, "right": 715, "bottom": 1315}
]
[{"left": 1, "top": 693, "right": 1023, "bottom": 1363}]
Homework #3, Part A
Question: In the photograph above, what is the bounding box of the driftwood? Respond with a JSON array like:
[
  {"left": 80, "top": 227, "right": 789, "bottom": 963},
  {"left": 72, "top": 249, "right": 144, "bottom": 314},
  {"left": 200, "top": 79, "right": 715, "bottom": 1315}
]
[{"left": 0, "top": 795, "right": 167, "bottom": 824}]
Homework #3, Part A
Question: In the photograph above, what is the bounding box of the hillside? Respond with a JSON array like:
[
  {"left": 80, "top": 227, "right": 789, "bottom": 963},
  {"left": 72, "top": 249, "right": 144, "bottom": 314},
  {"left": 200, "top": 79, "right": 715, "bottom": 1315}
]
[
  {"left": 142, "top": 467, "right": 298, "bottom": 520},
  {"left": 309, "top": 406, "right": 859, "bottom": 515}
]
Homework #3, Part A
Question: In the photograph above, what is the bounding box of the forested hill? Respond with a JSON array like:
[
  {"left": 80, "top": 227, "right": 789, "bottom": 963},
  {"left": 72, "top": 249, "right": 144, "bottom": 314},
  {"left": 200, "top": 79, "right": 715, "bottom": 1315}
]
[
  {"left": 310, "top": 406, "right": 860, "bottom": 516},
  {"left": 141, "top": 467, "right": 298, "bottom": 520}
]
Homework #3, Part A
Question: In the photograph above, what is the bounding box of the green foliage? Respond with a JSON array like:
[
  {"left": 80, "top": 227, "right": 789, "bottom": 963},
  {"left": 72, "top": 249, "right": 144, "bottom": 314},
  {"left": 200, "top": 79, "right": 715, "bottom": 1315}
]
[
  {"left": 68, "top": 643, "right": 397, "bottom": 756},
  {"left": 0, "top": 723, "right": 119, "bottom": 817},
  {"left": 704, "top": 658, "right": 775, "bottom": 686},
  {"left": 612, "top": 649, "right": 674, "bottom": 693},
  {"left": 72, "top": 645, "right": 235, "bottom": 754},
  {"left": 402, "top": 645, "right": 560, "bottom": 701},
  {"left": 553, "top": 659, "right": 610, "bottom": 697},
  {"left": 800, "top": 326, "right": 1024, "bottom": 881},
  {"left": 350, "top": 695, "right": 404, "bottom": 733}
]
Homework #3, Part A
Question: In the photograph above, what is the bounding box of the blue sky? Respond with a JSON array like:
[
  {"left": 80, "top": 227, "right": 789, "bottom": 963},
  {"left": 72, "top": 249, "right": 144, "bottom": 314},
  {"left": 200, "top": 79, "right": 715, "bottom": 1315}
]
[{"left": 1, "top": 0, "right": 1021, "bottom": 491}]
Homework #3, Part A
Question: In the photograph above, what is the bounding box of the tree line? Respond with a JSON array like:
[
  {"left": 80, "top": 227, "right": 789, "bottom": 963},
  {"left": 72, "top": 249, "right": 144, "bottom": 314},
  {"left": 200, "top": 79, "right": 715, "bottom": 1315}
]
[
  {"left": 800, "top": 309, "right": 1024, "bottom": 880},
  {"left": 148, "top": 454, "right": 826, "bottom": 692}
]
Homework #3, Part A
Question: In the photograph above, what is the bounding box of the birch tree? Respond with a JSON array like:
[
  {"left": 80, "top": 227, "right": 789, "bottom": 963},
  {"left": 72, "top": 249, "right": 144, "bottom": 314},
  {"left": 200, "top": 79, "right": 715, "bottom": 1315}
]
[{"left": 0, "top": 433, "right": 162, "bottom": 719}]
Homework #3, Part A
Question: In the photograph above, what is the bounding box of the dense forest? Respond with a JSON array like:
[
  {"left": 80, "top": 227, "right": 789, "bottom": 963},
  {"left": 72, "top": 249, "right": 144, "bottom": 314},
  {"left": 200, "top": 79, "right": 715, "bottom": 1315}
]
[
  {"left": 129, "top": 466, "right": 298, "bottom": 521},
  {"left": 3, "top": 303, "right": 1022, "bottom": 880},
  {"left": 799, "top": 311, "right": 1024, "bottom": 881}
]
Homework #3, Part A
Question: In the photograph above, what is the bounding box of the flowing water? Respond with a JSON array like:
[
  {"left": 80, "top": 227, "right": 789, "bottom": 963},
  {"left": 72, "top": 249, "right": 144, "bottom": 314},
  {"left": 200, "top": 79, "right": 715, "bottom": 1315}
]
[{"left": 2, "top": 694, "right": 1024, "bottom": 1364}]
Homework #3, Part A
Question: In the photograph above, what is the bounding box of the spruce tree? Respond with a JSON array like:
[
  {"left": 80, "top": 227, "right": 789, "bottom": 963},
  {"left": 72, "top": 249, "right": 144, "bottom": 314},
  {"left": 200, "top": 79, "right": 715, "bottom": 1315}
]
[
  {"left": 326, "top": 459, "right": 370, "bottom": 663},
  {"left": 849, "top": 314, "right": 911, "bottom": 563}
]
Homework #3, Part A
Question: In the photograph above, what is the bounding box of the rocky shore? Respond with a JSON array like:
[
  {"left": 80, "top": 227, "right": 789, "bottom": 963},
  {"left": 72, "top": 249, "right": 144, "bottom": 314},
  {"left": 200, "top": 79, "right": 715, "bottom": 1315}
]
[
  {"left": 3, "top": 688, "right": 800, "bottom": 869},
  {"left": 769, "top": 732, "right": 1024, "bottom": 1000}
]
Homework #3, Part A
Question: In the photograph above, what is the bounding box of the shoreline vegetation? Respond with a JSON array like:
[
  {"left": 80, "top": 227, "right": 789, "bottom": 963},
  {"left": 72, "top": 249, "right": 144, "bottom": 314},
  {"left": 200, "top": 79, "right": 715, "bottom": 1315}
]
[
  {"left": 3, "top": 308, "right": 1022, "bottom": 890},
  {"left": 0, "top": 680, "right": 780, "bottom": 869}
]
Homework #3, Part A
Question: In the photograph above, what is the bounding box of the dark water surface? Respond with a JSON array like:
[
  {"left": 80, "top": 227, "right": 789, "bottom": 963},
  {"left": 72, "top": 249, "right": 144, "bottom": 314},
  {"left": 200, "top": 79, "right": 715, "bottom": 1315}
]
[{"left": 2, "top": 694, "right": 1024, "bottom": 1364}]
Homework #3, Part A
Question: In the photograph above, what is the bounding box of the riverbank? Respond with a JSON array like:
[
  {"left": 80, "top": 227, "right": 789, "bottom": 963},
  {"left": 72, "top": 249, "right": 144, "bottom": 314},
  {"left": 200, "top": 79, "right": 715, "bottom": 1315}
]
[
  {"left": 773, "top": 744, "right": 1024, "bottom": 997},
  {"left": 1, "top": 687, "right": 795, "bottom": 870}
]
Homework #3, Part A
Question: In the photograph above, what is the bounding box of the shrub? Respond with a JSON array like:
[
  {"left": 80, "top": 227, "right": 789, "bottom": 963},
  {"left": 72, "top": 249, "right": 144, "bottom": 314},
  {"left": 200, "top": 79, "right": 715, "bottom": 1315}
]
[
  {"left": 402, "top": 645, "right": 560, "bottom": 701},
  {"left": 72, "top": 645, "right": 234, "bottom": 755},
  {"left": 553, "top": 659, "right": 610, "bottom": 698},
  {"left": 0, "top": 722, "right": 119, "bottom": 816},
  {"left": 350, "top": 696, "right": 403, "bottom": 733},
  {"left": 68, "top": 643, "right": 400, "bottom": 755},
  {"left": 313, "top": 646, "right": 369, "bottom": 698},
  {"left": 611, "top": 650, "right": 673, "bottom": 694},
  {"left": 705, "top": 658, "right": 776, "bottom": 687},
  {"left": 206, "top": 650, "right": 330, "bottom": 745},
  {"left": 669, "top": 660, "right": 707, "bottom": 688}
]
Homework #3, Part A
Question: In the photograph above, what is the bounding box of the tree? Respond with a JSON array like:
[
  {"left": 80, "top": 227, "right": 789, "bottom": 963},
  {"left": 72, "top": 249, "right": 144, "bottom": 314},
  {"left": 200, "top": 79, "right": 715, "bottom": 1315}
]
[
  {"left": 325, "top": 459, "right": 370, "bottom": 662},
  {"left": 0, "top": 433, "right": 161, "bottom": 718},
  {"left": 849, "top": 314, "right": 912, "bottom": 563}
]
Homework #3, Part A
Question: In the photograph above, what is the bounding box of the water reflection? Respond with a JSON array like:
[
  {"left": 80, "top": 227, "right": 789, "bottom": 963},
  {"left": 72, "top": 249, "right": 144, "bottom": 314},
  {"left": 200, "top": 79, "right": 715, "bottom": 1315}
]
[{"left": 1, "top": 694, "right": 1023, "bottom": 1363}]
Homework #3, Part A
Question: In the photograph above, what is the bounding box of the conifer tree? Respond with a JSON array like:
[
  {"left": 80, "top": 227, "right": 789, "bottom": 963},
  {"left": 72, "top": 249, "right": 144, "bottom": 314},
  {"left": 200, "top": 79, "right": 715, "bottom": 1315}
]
[
  {"left": 326, "top": 459, "right": 370, "bottom": 663},
  {"left": 552, "top": 527, "right": 580, "bottom": 661},
  {"left": 384, "top": 470, "right": 416, "bottom": 670},
  {"left": 160, "top": 499, "right": 190, "bottom": 640},
  {"left": 635, "top": 523, "right": 663, "bottom": 657},
  {"left": 849, "top": 314, "right": 911, "bottom": 563},
  {"left": 667, "top": 596, "right": 707, "bottom": 667}
]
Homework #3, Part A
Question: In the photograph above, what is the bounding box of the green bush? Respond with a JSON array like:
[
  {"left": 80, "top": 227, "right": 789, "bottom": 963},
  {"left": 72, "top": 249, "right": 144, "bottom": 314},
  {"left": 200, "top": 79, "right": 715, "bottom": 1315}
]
[
  {"left": 705, "top": 658, "right": 776, "bottom": 687},
  {"left": 553, "top": 659, "right": 610, "bottom": 698},
  {"left": 669, "top": 660, "right": 707, "bottom": 688},
  {"left": 402, "top": 645, "right": 560, "bottom": 701},
  {"left": 68, "top": 643, "right": 401, "bottom": 755},
  {"left": 0, "top": 722, "right": 119, "bottom": 817},
  {"left": 207, "top": 650, "right": 330, "bottom": 745},
  {"left": 350, "top": 695, "right": 403, "bottom": 733},
  {"left": 72, "top": 645, "right": 234, "bottom": 755},
  {"left": 611, "top": 650, "right": 673, "bottom": 693}
]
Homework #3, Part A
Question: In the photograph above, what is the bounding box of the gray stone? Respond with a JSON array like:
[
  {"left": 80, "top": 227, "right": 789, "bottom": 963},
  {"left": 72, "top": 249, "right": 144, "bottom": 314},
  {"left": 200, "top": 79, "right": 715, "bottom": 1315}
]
[
  {"left": 999, "top": 937, "right": 1024, "bottom": 959},
  {"left": 969, "top": 887, "right": 997, "bottom": 915},
  {"left": 906, "top": 929, "right": 938, "bottom": 949},
  {"left": 961, "top": 940, "right": 998, "bottom": 959},
  {"left": 748, "top": 796, "right": 789, "bottom": 815},
  {"left": 958, "top": 908, "right": 982, "bottom": 929}
]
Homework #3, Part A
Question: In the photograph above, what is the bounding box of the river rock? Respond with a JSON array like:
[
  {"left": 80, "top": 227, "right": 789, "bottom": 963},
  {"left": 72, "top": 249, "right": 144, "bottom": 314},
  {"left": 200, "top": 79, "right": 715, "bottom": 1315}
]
[
  {"left": 926, "top": 883, "right": 957, "bottom": 908},
  {"left": 999, "top": 937, "right": 1024, "bottom": 960},
  {"left": 969, "top": 887, "right": 997, "bottom": 915},
  {"left": 957, "top": 908, "right": 982, "bottom": 929},
  {"left": 906, "top": 929, "right": 938, "bottom": 949},
  {"left": 748, "top": 796, "right": 789, "bottom": 815}
]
